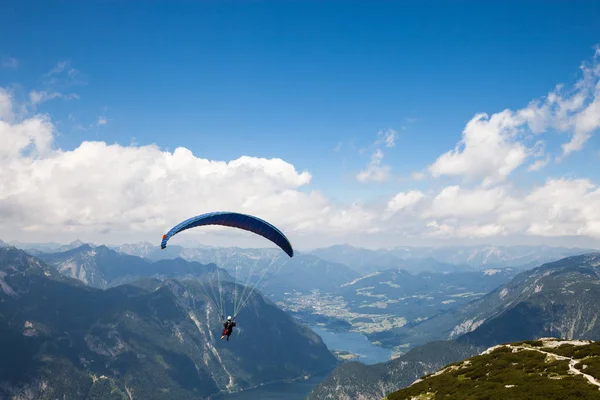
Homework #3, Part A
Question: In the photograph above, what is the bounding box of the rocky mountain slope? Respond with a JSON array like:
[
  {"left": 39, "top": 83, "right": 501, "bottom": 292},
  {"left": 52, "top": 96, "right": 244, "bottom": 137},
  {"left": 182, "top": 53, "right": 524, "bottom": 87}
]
[
  {"left": 0, "top": 245, "right": 337, "bottom": 399},
  {"left": 457, "top": 252, "right": 600, "bottom": 347},
  {"left": 386, "top": 338, "right": 600, "bottom": 400},
  {"left": 385, "top": 252, "right": 600, "bottom": 349},
  {"left": 36, "top": 244, "right": 232, "bottom": 289}
]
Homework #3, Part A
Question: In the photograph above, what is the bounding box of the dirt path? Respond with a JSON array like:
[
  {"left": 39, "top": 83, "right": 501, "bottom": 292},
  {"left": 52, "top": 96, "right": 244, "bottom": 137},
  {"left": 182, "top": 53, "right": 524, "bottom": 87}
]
[
  {"left": 506, "top": 344, "right": 600, "bottom": 390},
  {"left": 568, "top": 358, "right": 600, "bottom": 388}
]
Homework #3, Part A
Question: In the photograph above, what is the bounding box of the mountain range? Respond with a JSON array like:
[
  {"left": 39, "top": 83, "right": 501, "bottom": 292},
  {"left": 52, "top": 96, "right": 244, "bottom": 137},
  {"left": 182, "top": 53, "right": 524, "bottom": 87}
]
[
  {"left": 99, "top": 241, "right": 596, "bottom": 274},
  {"left": 35, "top": 244, "right": 360, "bottom": 304},
  {"left": 21, "top": 240, "right": 598, "bottom": 351},
  {"left": 310, "top": 244, "right": 597, "bottom": 274},
  {"left": 18, "top": 239, "right": 595, "bottom": 282},
  {"left": 0, "top": 245, "right": 337, "bottom": 399},
  {"left": 6, "top": 238, "right": 600, "bottom": 399}
]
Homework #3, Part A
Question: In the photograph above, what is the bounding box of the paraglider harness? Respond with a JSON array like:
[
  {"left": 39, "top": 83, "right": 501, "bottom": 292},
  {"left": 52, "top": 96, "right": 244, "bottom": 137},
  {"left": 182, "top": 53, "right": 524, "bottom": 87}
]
[{"left": 221, "top": 316, "right": 236, "bottom": 341}]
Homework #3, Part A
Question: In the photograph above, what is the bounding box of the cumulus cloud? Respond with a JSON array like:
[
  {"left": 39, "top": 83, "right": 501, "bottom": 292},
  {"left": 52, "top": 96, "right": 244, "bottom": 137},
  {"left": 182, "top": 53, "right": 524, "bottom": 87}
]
[
  {"left": 3, "top": 48, "right": 600, "bottom": 249},
  {"left": 429, "top": 47, "right": 600, "bottom": 185},
  {"left": 3, "top": 89, "right": 600, "bottom": 246},
  {"left": 419, "top": 179, "right": 600, "bottom": 241},
  {"left": 429, "top": 110, "right": 530, "bottom": 186},
  {"left": 525, "top": 179, "right": 600, "bottom": 238},
  {"left": 386, "top": 190, "right": 424, "bottom": 214},
  {"left": 424, "top": 186, "right": 509, "bottom": 219},
  {"left": 0, "top": 89, "right": 384, "bottom": 247}
]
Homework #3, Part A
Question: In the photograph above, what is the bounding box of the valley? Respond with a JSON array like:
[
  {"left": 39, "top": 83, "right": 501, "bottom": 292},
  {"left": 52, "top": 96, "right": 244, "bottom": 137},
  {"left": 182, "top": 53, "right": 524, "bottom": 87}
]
[{"left": 6, "top": 240, "right": 600, "bottom": 400}]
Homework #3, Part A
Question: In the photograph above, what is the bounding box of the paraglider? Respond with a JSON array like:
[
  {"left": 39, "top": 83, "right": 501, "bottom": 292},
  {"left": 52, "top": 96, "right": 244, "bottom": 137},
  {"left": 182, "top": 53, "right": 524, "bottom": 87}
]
[
  {"left": 221, "top": 316, "right": 236, "bottom": 341},
  {"left": 160, "top": 211, "right": 294, "bottom": 342},
  {"left": 160, "top": 211, "right": 294, "bottom": 257}
]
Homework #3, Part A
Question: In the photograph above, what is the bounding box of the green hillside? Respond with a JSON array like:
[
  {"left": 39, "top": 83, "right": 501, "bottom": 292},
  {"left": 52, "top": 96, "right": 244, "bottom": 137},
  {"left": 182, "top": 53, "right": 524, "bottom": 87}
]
[{"left": 386, "top": 338, "right": 600, "bottom": 400}]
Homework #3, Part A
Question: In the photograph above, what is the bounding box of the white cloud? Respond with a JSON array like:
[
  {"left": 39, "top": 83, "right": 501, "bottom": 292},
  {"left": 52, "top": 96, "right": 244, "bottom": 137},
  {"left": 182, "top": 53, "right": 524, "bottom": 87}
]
[
  {"left": 386, "top": 190, "right": 424, "bottom": 214},
  {"left": 356, "top": 129, "right": 398, "bottom": 183},
  {"left": 527, "top": 155, "right": 551, "bottom": 172},
  {"left": 413, "top": 178, "right": 600, "bottom": 241},
  {"left": 3, "top": 48, "right": 600, "bottom": 249},
  {"left": 29, "top": 90, "right": 79, "bottom": 106},
  {"left": 428, "top": 110, "right": 530, "bottom": 186},
  {"left": 562, "top": 55, "right": 600, "bottom": 157},
  {"left": 376, "top": 129, "right": 398, "bottom": 148},
  {"left": 424, "top": 185, "right": 508, "bottom": 219},
  {"left": 0, "top": 88, "right": 15, "bottom": 122},
  {"left": 19, "top": 62, "right": 84, "bottom": 110},
  {"left": 356, "top": 149, "right": 390, "bottom": 183},
  {"left": 0, "top": 90, "right": 383, "bottom": 247},
  {"left": 97, "top": 116, "right": 108, "bottom": 126},
  {"left": 3, "top": 93, "right": 600, "bottom": 246},
  {"left": 425, "top": 220, "right": 505, "bottom": 239},
  {"left": 29, "top": 90, "right": 61, "bottom": 105},
  {"left": 1, "top": 56, "right": 18, "bottom": 69},
  {"left": 524, "top": 178, "right": 600, "bottom": 237},
  {"left": 429, "top": 47, "right": 600, "bottom": 185}
]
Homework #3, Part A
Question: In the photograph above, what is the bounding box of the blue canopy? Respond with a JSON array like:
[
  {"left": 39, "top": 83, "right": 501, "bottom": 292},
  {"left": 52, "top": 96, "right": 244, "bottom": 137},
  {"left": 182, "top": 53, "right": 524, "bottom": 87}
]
[{"left": 160, "top": 211, "right": 294, "bottom": 257}]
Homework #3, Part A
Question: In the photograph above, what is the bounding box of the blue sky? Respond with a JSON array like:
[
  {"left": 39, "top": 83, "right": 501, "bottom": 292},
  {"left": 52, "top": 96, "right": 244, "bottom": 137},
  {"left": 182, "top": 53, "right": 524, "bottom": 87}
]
[{"left": 1, "top": 1, "right": 600, "bottom": 248}]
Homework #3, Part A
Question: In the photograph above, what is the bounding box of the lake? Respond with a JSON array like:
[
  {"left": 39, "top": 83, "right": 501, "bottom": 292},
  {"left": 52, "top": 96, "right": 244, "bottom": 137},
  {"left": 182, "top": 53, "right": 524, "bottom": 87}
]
[
  {"left": 310, "top": 325, "right": 393, "bottom": 365},
  {"left": 214, "top": 325, "right": 392, "bottom": 399}
]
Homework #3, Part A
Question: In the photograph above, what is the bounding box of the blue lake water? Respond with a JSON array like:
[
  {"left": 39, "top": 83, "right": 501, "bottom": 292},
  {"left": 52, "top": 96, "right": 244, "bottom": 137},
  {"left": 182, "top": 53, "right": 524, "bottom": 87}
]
[
  {"left": 310, "top": 325, "right": 393, "bottom": 365},
  {"left": 213, "top": 325, "right": 392, "bottom": 399}
]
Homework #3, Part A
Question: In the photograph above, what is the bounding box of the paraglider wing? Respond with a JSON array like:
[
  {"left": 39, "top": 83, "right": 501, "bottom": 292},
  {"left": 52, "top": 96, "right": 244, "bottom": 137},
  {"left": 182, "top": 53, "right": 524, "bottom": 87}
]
[{"left": 160, "top": 211, "right": 294, "bottom": 257}]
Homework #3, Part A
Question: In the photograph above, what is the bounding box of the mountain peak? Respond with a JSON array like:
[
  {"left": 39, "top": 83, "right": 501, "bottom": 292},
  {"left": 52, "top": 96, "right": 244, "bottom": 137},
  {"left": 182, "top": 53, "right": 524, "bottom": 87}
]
[{"left": 0, "top": 246, "right": 61, "bottom": 279}]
